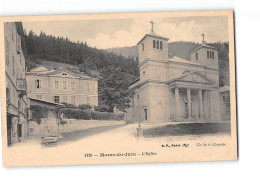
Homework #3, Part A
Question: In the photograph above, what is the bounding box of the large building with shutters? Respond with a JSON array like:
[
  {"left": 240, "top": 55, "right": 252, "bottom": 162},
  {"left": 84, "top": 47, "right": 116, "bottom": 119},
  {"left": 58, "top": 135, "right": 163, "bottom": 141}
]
[
  {"left": 5, "top": 22, "right": 29, "bottom": 145},
  {"left": 125, "top": 28, "right": 222, "bottom": 123},
  {"left": 26, "top": 67, "right": 98, "bottom": 107}
]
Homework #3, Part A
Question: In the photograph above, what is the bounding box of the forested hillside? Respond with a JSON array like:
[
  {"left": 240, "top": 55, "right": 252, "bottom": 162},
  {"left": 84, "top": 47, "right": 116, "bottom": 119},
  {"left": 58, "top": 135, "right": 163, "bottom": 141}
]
[
  {"left": 24, "top": 30, "right": 139, "bottom": 112},
  {"left": 107, "top": 41, "right": 230, "bottom": 86}
]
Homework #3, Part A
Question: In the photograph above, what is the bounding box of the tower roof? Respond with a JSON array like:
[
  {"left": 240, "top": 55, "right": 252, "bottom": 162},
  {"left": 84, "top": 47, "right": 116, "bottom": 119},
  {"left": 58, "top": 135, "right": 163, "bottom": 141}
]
[
  {"left": 137, "top": 31, "right": 169, "bottom": 45},
  {"left": 193, "top": 43, "right": 215, "bottom": 52},
  {"left": 193, "top": 33, "right": 216, "bottom": 52}
]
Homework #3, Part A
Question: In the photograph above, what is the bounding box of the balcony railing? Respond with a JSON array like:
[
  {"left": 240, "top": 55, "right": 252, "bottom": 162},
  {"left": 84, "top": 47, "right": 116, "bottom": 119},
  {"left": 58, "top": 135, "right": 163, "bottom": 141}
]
[{"left": 16, "top": 78, "right": 27, "bottom": 92}]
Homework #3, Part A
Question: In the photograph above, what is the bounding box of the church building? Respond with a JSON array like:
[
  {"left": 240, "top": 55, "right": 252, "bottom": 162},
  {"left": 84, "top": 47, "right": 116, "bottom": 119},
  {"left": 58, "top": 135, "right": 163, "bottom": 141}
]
[{"left": 125, "top": 23, "right": 221, "bottom": 123}]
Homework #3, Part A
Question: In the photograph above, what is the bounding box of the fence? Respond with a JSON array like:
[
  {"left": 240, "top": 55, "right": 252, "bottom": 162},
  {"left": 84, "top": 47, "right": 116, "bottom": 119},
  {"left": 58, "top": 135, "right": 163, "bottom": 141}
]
[{"left": 61, "top": 108, "right": 124, "bottom": 121}]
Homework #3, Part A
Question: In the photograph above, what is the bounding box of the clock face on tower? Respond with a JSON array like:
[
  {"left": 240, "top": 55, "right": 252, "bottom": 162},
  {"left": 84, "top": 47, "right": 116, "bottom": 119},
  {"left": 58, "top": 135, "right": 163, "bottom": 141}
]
[{"left": 192, "top": 74, "right": 198, "bottom": 81}]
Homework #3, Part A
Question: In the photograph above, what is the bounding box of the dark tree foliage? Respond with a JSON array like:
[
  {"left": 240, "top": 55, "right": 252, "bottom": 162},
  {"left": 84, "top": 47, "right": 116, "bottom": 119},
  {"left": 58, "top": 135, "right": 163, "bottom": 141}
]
[{"left": 24, "top": 30, "right": 139, "bottom": 112}]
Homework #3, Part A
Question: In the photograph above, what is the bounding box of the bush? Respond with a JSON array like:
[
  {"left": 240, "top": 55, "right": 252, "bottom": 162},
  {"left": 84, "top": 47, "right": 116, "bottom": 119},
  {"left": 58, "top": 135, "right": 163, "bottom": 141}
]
[
  {"left": 91, "top": 111, "right": 124, "bottom": 121},
  {"left": 79, "top": 104, "right": 92, "bottom": 110},
  {"left": 61, "top": 108, "right": 92, "bottom": 120},
  {"left": 61, "top": 107, "right": 124, "bottom": 121},
  {"left": 30, "top": 105, "right": 49, "bottom": 124},
  {"left": 94, "top": 104, "right": 110, "bottom": 112}
]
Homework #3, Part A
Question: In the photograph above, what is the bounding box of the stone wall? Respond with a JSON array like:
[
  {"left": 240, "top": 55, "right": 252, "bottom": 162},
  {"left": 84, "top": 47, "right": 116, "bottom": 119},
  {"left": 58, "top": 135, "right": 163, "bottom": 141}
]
[{"left": 28, "top": 118, "right": 125, "bottom": 137}]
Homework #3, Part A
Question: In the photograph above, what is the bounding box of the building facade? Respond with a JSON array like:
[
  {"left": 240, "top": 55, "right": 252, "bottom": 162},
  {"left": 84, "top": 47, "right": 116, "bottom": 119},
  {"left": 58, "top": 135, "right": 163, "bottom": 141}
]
[
  {"left": 220, "top": 86, "right": 230, "bottom": 121},
  {"left": 26, "top": 67, "right": 98, "bottom": 107},
  {"left": 5, "top": 22, "right": 29, "bottom": 145},
  {"left": 125, "top": 30, "right": 221, "bottom": 123}
]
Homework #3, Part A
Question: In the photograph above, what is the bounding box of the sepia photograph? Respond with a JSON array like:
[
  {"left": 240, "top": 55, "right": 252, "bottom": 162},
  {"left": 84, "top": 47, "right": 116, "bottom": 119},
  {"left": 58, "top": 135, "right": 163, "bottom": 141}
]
[{"left": 0, "top": 10, "right": 237, "bottom": 167}]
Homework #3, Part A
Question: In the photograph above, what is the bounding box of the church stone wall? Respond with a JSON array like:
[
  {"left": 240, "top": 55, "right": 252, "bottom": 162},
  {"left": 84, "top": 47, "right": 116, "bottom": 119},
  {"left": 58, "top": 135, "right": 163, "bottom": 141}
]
[{"left": 147, "top": 83, "right": 168, "bottom": 122}]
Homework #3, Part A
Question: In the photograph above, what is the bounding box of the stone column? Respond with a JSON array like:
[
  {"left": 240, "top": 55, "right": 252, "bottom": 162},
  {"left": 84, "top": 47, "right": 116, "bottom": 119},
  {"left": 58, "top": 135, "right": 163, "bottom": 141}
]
[
  {"left": 203, "top": 90, "right": 209, "bottom": 119},
  {"left": 175, "top": 87, "right": 180, "bottom": 119},
  {"left": 187, "top": 88, "right": 192, "bottom": 119},
  {"left": 198, "top": 89, "right": 203, "bottom": 119}
]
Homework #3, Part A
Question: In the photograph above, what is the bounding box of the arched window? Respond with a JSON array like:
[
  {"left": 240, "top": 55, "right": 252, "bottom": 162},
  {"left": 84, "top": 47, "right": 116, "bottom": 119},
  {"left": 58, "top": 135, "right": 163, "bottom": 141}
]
[
  {"left": 142, "top": 43, "right": 144, "bottom": 51},
  {"left": 160, "top": 41, "right": 163, "bottom": 50},
  {"left": 196, "top": 53, "right": 198, "bottom": 60},
  {"left": 153, "top": 40, "right": 156, "bottom": 48},
  {"left": 157, "top": 41, "right": 159, "bottom": 49}
]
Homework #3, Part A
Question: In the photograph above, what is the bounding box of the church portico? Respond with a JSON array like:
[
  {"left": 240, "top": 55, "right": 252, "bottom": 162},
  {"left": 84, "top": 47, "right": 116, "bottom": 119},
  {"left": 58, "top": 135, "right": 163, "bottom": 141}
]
[{"left": 171, "top": 86, "right": 214, "bottom": 121}]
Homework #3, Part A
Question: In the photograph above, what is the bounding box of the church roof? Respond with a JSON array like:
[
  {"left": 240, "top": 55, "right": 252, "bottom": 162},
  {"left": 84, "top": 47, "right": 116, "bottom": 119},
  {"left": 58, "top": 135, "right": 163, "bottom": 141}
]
[
  {"left": 169, "top": 56, "right": 203, "bottom": 66},
  {"left": 220, "top": 85, "right": 230, "bottom": 93},
  {"left": 137, "top": 32, "right": 169, "bottom": 45}
]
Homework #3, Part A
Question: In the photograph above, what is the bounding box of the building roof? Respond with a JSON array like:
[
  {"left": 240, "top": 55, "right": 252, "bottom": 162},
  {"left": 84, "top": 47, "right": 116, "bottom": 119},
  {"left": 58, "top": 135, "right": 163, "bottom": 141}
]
[
  {"left": 137, "top": 32, "right": 169, "bottom": 45},
  {"left": 27, "top": 67, "right": 98, "bottom": 80},
  {"left": 220, "top": 85, "right": 230, "bottom": 93},
  {"left": 193, "top": 43, "right": 215, "bottom": 52},
  {"left": 29, "top": 97, "right": 63, "bottom": 106},
  {"left": 169, "top": 56, "right": 203, "bottom": 66}
]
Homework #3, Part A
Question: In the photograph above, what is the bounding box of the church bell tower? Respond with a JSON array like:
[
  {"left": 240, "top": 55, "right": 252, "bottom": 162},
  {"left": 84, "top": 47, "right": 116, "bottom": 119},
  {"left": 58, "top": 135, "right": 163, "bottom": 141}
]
[{"left": 137, "top": 21, "right": 169, "bottom": 64}]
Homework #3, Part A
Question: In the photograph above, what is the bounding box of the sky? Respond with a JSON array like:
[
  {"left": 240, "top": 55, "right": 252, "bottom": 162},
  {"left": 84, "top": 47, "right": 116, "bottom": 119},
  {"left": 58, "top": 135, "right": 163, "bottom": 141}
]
[{"left": 23, "top": 16, "right": 228, "bottom": 49}]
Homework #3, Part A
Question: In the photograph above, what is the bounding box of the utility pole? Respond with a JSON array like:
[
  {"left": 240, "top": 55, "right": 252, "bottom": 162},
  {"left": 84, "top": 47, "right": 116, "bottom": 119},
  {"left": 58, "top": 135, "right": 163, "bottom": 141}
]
[{"left": 57, "top": 106, "right": 61, "bottom": 140}]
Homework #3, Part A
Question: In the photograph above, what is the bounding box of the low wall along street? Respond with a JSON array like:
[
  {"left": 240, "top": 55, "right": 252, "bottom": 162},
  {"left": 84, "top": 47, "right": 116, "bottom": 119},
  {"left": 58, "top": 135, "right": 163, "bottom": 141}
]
[{"left": 28, "top": 119, "right": 126, "bottom": 137}]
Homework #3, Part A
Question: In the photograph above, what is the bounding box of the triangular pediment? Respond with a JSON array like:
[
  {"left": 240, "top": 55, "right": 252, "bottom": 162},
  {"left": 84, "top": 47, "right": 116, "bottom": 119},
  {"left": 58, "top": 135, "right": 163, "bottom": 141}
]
[
  {"left": 48, "top": 69, "right": 81, "bottom": 79},
  {"left": 171, "top": 72, "right": 215, "bottom": 85}
]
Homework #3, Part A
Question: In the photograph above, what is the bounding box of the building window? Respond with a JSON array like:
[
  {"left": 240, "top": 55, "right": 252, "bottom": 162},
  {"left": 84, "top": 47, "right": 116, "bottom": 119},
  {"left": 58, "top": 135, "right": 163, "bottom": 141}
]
[
  {"left": 63, "top": 96, "right": 68, "bottom": 103},
  {"left": 137, "top": 94, "right": 139, "bottom": 100},
  {"left": 142, "top": 43, "right": 144, "bottom": 51},
  {"left": 160, "top": 41, "right": 163, "bottom": 50},
  {"left": 71, "top": 82, "right": 75, "bottom": 90},
  {"left": 157, "top": 41, "right": 159, "bottom": 49},
  {"left": 63, "top": 81, "right": 67, "bottom": 90},
  {"left": 207, "top": 50, "right": 215, "bottom": 59},
  {"left": 71, "top": 96, "right": 76, "bottom": 105},
  {"left": 86, "top": 83, "right": 90, "bottom": 92},
  {"left": 54, "top": 96, "right": 60, "bottom": 103},
  {"left": 153, "top": 40, "right": 156, "bottom": 48},
  {"left": 86, "top": 97, "right": 90, "bottom": 104},
  {"left": 143, "top": 71, "right": 145, "bottom": 76},
  {"left": 35, "top": 79, "right": 41, "bottom": 89},
  {"left": 196, "top": 53, "right": 198, "bottom": 60},
  {"left": 132, "top": 97, "right": 134, "bottom": 107},
  {"left": 55, "top": 81, "right": 59, "bottom": 90},
  {"left": 5, "top": 37, "right": 9, "bottom": 66},
  {"left": 36, "top": 95, "right": 42, "bottom": 100},
  {"left": 12, "top": 55, "right": 15, "bottom": 76}
]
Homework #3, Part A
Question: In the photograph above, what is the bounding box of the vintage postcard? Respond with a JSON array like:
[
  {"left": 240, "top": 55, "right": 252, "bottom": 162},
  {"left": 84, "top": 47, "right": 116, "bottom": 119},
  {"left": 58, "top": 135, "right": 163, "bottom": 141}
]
[{"left": 0, "top": 10, "right": 237, "bottom": 167}]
